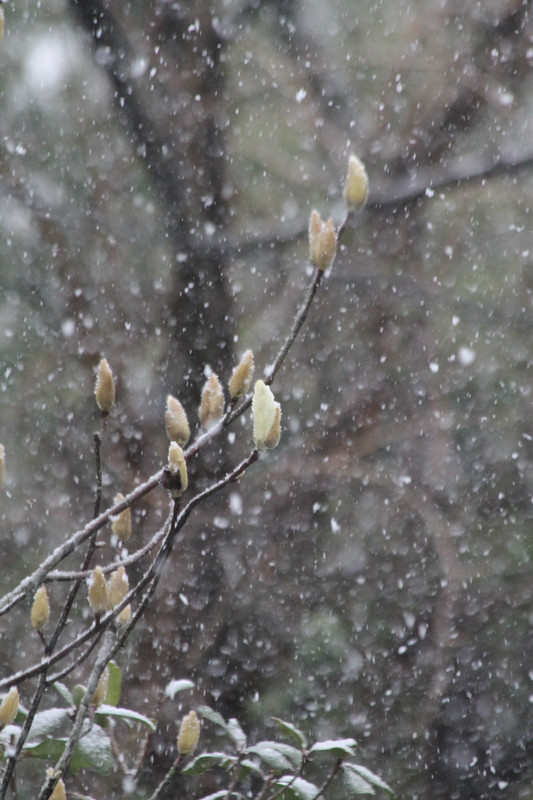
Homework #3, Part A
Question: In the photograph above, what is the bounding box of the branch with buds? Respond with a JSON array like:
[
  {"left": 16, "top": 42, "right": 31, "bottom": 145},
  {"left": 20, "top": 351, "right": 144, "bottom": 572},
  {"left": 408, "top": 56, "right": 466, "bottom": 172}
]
[{"left": 0, "top": 155, "right": 370, "bottom": 798}]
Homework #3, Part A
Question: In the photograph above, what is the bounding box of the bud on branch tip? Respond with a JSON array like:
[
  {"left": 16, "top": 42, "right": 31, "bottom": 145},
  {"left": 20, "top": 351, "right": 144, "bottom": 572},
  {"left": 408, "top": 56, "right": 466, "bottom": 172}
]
[
  {"left": 165, "top": 394, "right": 191, "bottom": 446},
  {"left": 31, "top": 585, "right": 50, "bottom": 632},
  {"left": 343, "top": 153, "right": 369, "bottom": 212},
  {"left": 252, "top": 380, "right": 281, "bottom": 450},
  {"left": 95, "top": 357, "right": 115, "bottom": 413},
  {"left": 308, "top": 210, "right": 337, "bottom": 271},
  {"left": 0, "top": 687, "right": 19, "bottom": 729},
  {"left": 177, "top": 710, "right": 200, "bottom": 755}
]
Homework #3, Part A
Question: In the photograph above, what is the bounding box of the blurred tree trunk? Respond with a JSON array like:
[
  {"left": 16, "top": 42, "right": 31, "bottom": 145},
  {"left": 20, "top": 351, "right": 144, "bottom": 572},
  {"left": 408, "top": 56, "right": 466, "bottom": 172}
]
[{"left": 70, "top": 0, "right": 232, "bottom": 403}]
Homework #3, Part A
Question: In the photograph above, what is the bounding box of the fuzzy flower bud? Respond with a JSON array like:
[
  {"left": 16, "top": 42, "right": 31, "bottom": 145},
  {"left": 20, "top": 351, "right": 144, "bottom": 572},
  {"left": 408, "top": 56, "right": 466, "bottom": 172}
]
[
  {"left": 95, "top": 357, "right": 115, "bottom": 413},
  {"left": 165, "top": 394, "right": 191, "bottom": 446},
  {"left": 0, "top": 687, "right": 19, "bottom": 729},
  {"left": 111, "top": 493, "right": 132, "bottom": 542},
  {"left": 0, "top": 443, "right": 4, "bottom": 488},
  {"left": 177, "top": 710, "right": 201, "bottom": 756},
  {"left": 343, "top": 154, "right": 369, "bottom": 212},
  {"left": 107, "top": 567, "right": 129, "bottom": 611},
  {"left": 308, "top": 211, "right": 337, "bottom": 270},
  {"left": 162, "top": 441, "right": 189, "bottom": 498},
  {"left": 117, "top": 604, "right": 132, "bottom": 626},
  {"left": 199, "top": 373, "right": 225, "bottom": 429},
  {"left": 91, "top": 666, "right": 108, "bottom": 707},
  {"left": 31, "top": 586, "right": 50, "bottom": 632},
  {"left": 252, "top": 380, "right": 280, "bottom": 451},
  {"left": 46, "top": 769, "right": 66, "bottom": 800},
  {"left": 228, "top": 350, "right": 255, "bottom": 399},
  {"left": 88, "top": 566, "right": 108, "bottom": 616}
]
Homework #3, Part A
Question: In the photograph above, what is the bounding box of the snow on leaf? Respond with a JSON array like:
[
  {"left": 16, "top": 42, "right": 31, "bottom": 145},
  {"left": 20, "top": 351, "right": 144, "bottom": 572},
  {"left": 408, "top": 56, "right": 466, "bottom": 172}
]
[
  {"left": 247, "top": 743, "right": 294, "bottom": 771},
  {"left": 343, "top": 765, "right": 376, "bottom": 797},
  {"left": 181, "top": 752, "right": 237, "bottom": 775},
  {"left": 271, "top": 717, "right": 307, "bottom": 748},
  {"left": 52, "top": 682, "right": 73, "bottom": 706},
  {"left": 226, "top": 717, "right": 247, "bottom": 751},
  {"left": 248, "top": 741, "right": 302, "bottom": 770},
  {"left": 273, "top": 775, "right": 320, "bottom": 800},
  {"left": 94, "top": 704, "right": 156, "bottom": 731},
  {"left": 344, "top": 764, "right": 396, "bottom": 798},
  {"left": 165, "top": 678, "right": 195, "bottom": 700},
  {"left": 310, "top": 738, "right": 357, "bottom": 757},
  {"left": 27, "top": 707, "right": 71, "bottom": 738}
]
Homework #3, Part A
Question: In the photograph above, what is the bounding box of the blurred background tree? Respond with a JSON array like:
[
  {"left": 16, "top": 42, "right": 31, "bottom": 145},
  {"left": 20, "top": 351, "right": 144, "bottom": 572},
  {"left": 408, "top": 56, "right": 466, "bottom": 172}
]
[{"left": 2, "top": 0, "right": 533, "bottom": 798}]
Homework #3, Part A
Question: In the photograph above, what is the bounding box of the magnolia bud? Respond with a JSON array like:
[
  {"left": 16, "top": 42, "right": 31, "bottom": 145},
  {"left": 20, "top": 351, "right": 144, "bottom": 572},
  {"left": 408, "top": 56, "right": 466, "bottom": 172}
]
[
  {"left": 0, "top": 443, "right": 4, "bottom": 488},
  {"left": 252, "top": 380, "right": 278, "bottom": 451},
  {"left": 162, "top": 442, "right": 189, "bottom": 498},
  {"left": 95, "top": 357, "right": 115, "bottom": 413},
  {"left": 117, "top": 604, "right": 132, "bottom": 626},
  {"left": 91, "top": 666, "right": 108, "bottom": 707},
  {"left": 111, "top": 493, "right": 132, "bottom": 542},
  {"left": 88, "top": 566, "right": 108, "bottom": 616},
  {"left": 46, "top": 769, "right": 66, "bottom": 800},
  {"left": 343, "top": 154, "right": 369, "bottom": 212},
  {"left": 31, "top": 586, "right": 50, "bottom": 632},
  {"left": 107, "top": 567, "right": 128, "bottom": 610},
  {"left": 0, "top": 687, "right": 19, "bottom": 729},
  {"left": 263, "top": 403, "right": 281, "bottom": 450},
  {"left": 199, "top": 373, "right": 225, "bottom": 429},
  {"left": 165, "top": 395, "right": 191, "bottom": 446},
  {"left": 177, "top": 710, "right": 200, "bottom": 756},
  {"left": 228, "top": 350, "right": 254, "bottom": 399},
  {"left": 308, "top": 211, "right": 337, "bottom": 271}
]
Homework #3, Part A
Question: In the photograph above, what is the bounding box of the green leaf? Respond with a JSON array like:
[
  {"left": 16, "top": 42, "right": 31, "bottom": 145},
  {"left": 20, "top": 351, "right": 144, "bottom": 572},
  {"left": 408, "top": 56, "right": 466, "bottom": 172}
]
[
  {"left": 226, "top": 718, "right": 247, "bottom": 751},
  {"left": 28, "top": 708, "right": 71, "bottom": 738},
  {"left": 197, "top": 707, "right": 247, "bottom": 752},
  {"left": 310, "top": 738, "right": 357, "bottom": 757},
  {"left": 343, "top": 764, "right": 376, "bottom": 796},
  {"left": 165, "top": 678, "right": 195, "bottom": 700},
  {"left": 181, "top": 752, "right": 237, "bottom": 775},
  {"left": 196, "top": 792, "right": 230, "bottom": 800},
  {"left": 273, "top": 775, "right": 319, "bottom": 800},
  {"left": 238, "top": 758, "right": 265, "bottom": 779},
  {"left": 23, "top": 725, "right": 113, "bottom": 775},
  {"left": 197, "top": 706, "right": 228, "bottom": 730},
  {"left": 248, "top": 741, "right": 302, "bottom": 771},
  {"left": 94, "top": 704, "right": 156, "bottom": 731},
  {"left": 247, "top": 743, "right": 293, "bottom": 771},
  {"left": 271, "top": 718, "right": 307, "bottom": 749},
  {"left": 52, "top": 682, "right": 73, "bottom": 706},
  {"left": 344, "top": 764, "right": 395, "bottom": 798},
  {"left": 105, "top": 662, "right": 122, "bottom": 707}
]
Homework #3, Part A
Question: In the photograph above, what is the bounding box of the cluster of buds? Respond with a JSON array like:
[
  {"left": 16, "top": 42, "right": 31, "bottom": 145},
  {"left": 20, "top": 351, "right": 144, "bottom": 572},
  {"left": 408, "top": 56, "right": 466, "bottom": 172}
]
[
  {"left": 0, "top": 687, "right": 19, "bottom": 729},
  {"left": 177, "top": 710, "right": 201, "bottom": 756},
  {"left": 88, "top": 565, "right": 130, "bottom": 624}
]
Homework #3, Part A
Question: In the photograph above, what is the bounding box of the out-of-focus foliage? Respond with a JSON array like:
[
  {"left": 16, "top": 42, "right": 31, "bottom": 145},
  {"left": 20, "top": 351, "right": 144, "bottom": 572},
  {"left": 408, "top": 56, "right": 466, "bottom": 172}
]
[{"left": 2, "top": 1, "right": 533, "bottom": 798}]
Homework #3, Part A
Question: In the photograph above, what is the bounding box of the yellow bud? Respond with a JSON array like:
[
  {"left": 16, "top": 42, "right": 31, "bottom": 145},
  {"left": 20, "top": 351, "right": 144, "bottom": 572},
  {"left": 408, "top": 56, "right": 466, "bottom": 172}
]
[
  {"left": 0, "top": 8, "right": 4, "bottom": 40},
  {"left": 228, "top": 350, "right": 255, "bottom": 399},
  {"left": 91, "top": 666, "right": 108, "bottom": 707},
  {"left": 199, "top": 373, "right": 225, "bottom": 429},
  {"left": 0, "top": 443, "right": 4, "bottom": 488},
  {"left": 0, "top": 687, "right": 19, "bottom": 729},
  {"left": 263, "top": 403, "right": 281, "bottom": 450},
  {"left": 88, "top": 566, "right": 108, "bottom": 616},
  {"left": 177, "top": 710, "right": 200, "bottom": 756},
  {"left": 31, "top": 586, "right": 50, "bottom": 632},
  {"left": 46, "top": 770, "right": 66, "bottom": 800},
  {"left": 252, "top": 380, "right": 277, "bottom": 451},
  {"left": 111, "top": 493, "right": 132, "bottom": 542},
  {"left": 117, "top": 603, "right": 131, "bottom": 626},
  {"left": 343, "top": 153, "right": 369, "bottom": 212},
  {"left": 308, "top": 212, "right": 338, "bottom": 270},
  {"left": 163, "top": 442, "right": 188, "bottom": 498},
  {"left": 165, "top": 394, "right": 191, "bottom": 446},
  {"left": 107, "top": 567, "right": 128, "bottom": 610},
  {"left": 95, "top": 357, "right": 115, "bottom": 413}
]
